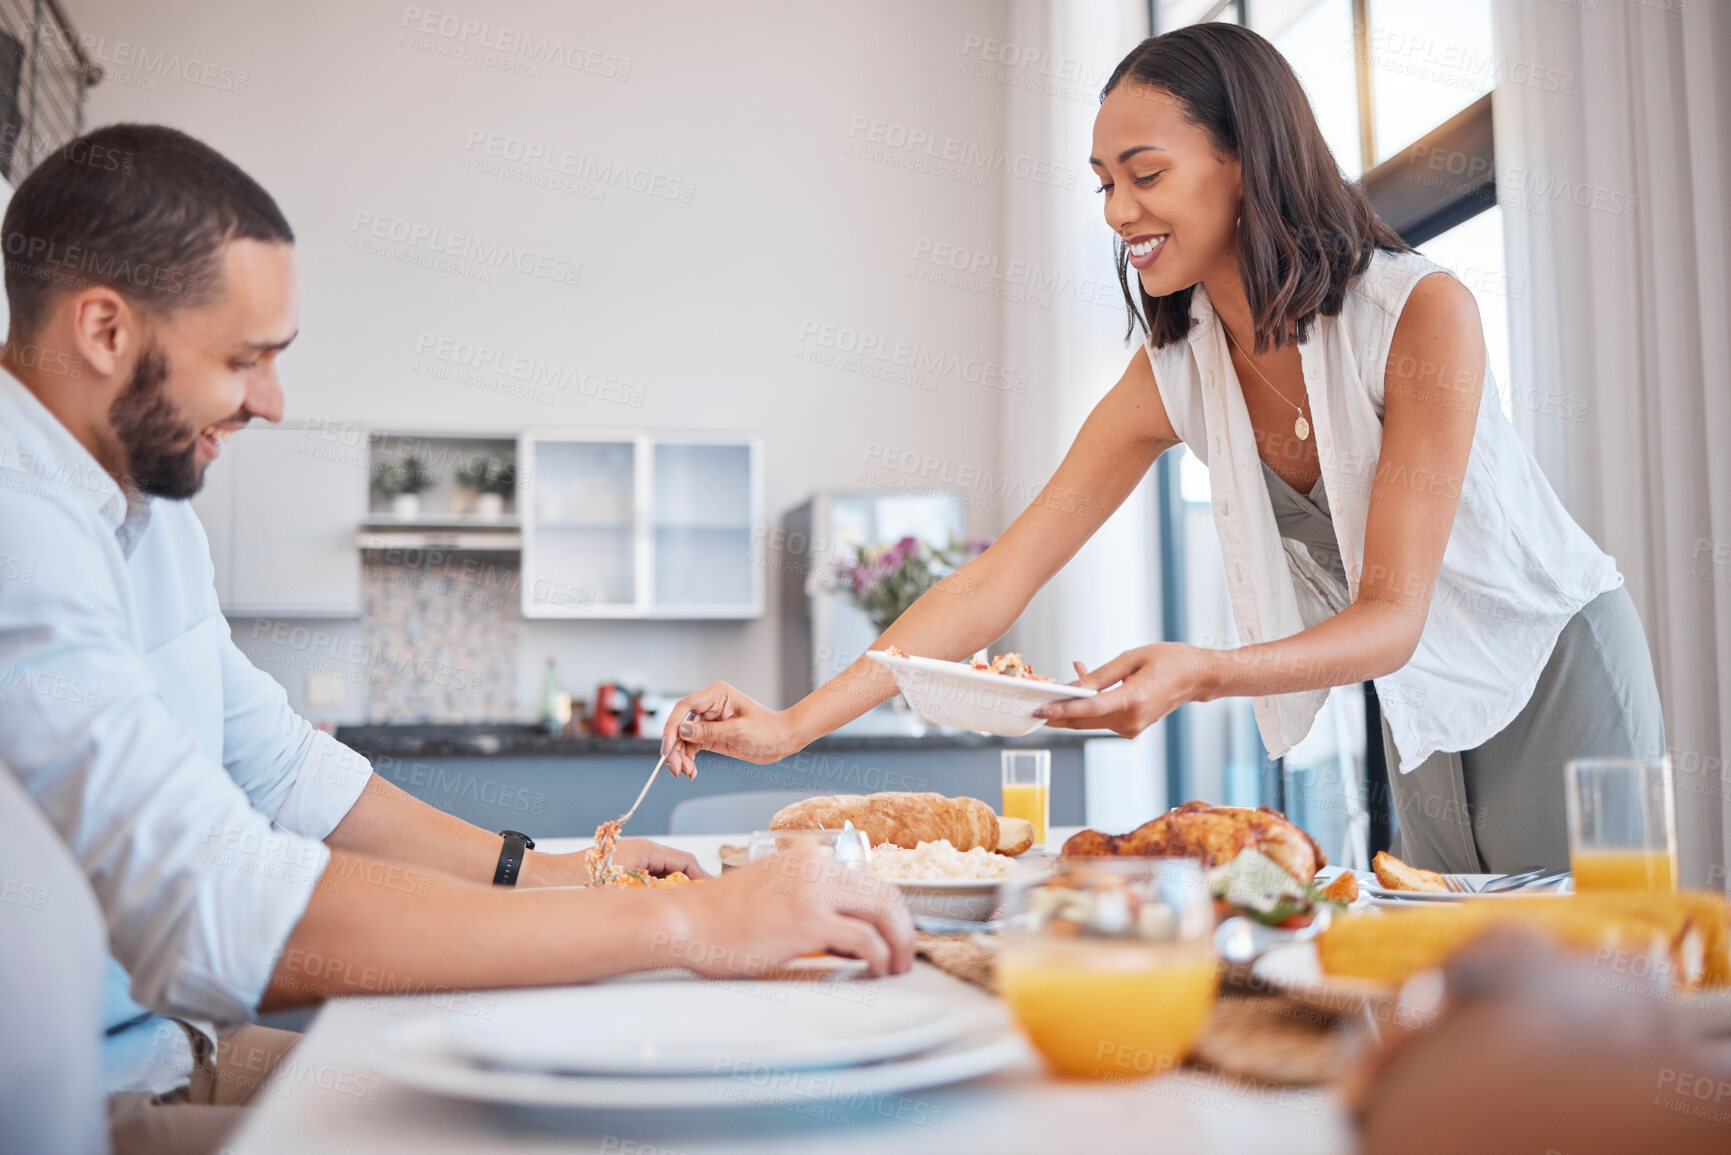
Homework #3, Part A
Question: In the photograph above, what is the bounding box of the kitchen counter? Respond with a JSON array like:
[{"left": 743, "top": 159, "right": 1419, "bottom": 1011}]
[
  {"left": 333, "top": 723, "right": 1103, "bottom": 839},
  {"left": 334, "top": 722, "right": 1095, "bottom": 759}
]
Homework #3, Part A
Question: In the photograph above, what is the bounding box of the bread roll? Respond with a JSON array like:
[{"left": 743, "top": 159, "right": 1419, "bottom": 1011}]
[{"left": 769, "top": 792, "right": 1000, "bottom": 853}]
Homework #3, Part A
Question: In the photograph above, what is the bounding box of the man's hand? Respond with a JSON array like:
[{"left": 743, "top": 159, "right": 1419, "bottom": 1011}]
[
  {"left": 659, "top": 681, "right": 800, "bottom": 778},
  {"left": 1034, "top": 644, "right": 1215, "bottom": 737},
  {"left": 604, "top": 838, "right": 710, "bottom": 881},
  {"left": 656, "top": 849, "right": 914, "bottom": 978},
  {"left": 1350, "top": 928, "right": 1728, "bottom": 1155},
  {"left": 523, "top": 838, "right": 711, "bottom": 887}
]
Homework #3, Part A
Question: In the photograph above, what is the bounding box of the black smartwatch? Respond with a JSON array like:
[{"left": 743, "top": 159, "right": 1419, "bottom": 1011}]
[{"left": 492, "top": 830, "right": 536, "bottom": 886}]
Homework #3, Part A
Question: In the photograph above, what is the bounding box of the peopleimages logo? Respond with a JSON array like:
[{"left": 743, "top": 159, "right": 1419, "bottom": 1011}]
[
  {"left": 399, "top": 7, "right": 631, "bottom": 79},
  {"left": 461, "top": 130, "right": 694, "bottom": 204},
  {"left": 74, "top": 35, "right": 249, "bottom": 93},
  {"left": 347, "top": 211, "right": 582, "bottom": 287}
]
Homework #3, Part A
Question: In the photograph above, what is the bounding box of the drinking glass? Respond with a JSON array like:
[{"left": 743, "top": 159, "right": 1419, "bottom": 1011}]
[
  {"left": 1001, "top": 749, "right": 1051, "bottom": 849},
  {"left": 745, "top": 826, "right": 872, "bottom": 872},
  {"left": 1565, "top": 757, "right": 1677, "bottom": 892},
  {"left": 997, "top": 858, "right": 1218, "bottom": 1080}
]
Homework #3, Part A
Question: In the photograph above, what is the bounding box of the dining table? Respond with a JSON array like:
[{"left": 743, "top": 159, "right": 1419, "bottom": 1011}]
[{"left": 226, "top": 830, "right": 1358, "bottom": 1155}]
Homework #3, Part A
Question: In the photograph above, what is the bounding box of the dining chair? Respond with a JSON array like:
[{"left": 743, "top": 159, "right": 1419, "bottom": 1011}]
[{"left": 667, "top": 790, "right": 811, "bottom": 835}]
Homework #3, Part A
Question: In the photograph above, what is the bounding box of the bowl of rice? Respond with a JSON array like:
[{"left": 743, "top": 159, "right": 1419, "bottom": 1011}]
[{"left": 869, "top": 839, "right": 1031, "bottom": 922}]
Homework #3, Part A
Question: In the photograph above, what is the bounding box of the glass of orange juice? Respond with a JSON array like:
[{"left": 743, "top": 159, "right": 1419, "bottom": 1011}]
[
  {"left": 997, "top": 858, "right": 1217, "bottom": 1080},
  {"left": 1565, "top": 757, "right": 1677, "bottom": 892},
  {"left": 1001, "top": 749, "right": 1050, "bottom": 848}
]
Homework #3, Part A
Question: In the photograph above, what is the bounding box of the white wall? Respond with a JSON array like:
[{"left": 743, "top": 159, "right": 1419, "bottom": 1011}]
[{"left": 67, "top": 0, "right": 1025, "bottom": 715}]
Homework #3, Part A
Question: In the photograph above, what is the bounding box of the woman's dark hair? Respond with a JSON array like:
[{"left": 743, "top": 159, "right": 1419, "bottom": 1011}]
[
  {"left": 2, "top": 123, "right": 293, "bottom": 340},
  {"left": 1102, "top": 24, "right": 1407, "bottom": 352}
]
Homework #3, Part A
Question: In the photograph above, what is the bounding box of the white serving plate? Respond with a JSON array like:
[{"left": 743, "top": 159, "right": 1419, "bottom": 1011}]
[
  {"left": 389, "top": 983, "right": 961, "bottom": 1078},
  {"left": 376, "top": 1006, "right": 1026, "bottom": 1109},
  {"left": 1351, "top": 869, "right": 1573, "bottom": 904},
  {"left": 879, "top": 859, "right": 1053, "bottom": 922},
  {"left": 866, "top": 650, "right": 1094, "bottom": 737}
]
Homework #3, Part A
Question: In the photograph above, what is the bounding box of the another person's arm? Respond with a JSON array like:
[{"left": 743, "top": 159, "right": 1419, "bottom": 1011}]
[
  {"left": 264, "top": 847, "right": 913, "bottom": 1009},
  {"left": 660, "top": 347, "right": 1180, "bottom": 774},
  {"left": 1039, "top": 273, "right": 1485, "bottom": 736}
]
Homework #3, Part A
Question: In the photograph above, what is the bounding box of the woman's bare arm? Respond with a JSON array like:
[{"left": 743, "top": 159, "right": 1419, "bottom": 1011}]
[
  {"left": 663, "top": 347, "right": 1179, "bottom": 771},
  {"left": 1042, "top": 274, "right": 1485, "bottom": 733}
]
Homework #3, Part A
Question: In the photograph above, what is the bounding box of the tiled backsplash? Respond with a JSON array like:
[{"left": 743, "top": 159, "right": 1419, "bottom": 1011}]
[{"left": 362, "top": 555, "right": 521, "bottom": 722}]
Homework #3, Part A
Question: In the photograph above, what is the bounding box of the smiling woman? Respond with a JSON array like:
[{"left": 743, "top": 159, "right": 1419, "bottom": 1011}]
[{"left": 664, "top": 23, "right": 1663, "bottom": 881}]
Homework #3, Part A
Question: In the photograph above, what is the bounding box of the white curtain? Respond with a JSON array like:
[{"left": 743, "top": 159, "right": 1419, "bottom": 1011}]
[{"left": 1494, "top": 0, "right": 1731, "bottom": 888}]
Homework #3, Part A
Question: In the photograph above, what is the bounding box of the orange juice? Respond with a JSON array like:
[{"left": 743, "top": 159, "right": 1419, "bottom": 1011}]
[
  {"left": 997, "top": 941, "right": 1218, "bottom": 1079},
  {"left": 1572, "top": 848, "right": 1677, "bottom": 892},
  {"left": 1001, "top": 782, "right": 1049, "bottom": 847}
]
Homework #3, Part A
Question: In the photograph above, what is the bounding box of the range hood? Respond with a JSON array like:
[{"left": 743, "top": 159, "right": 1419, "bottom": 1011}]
[{"left": 357, "top": 519, "right": 521, "bottom": 552}]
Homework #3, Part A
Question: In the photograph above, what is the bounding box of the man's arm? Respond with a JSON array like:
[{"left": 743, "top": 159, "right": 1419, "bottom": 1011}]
[
  {"left": 217, "top": 608, "right": 704, "bottom": 884},
  {"left": 264, "top": 846, "right": 915, "bottom": 1007},
  {"left": 0, "top": 495, "right": 342, "bottom": 1021}
]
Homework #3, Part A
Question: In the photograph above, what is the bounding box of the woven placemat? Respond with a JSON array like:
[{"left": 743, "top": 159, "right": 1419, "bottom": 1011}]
[{"left": 916, "top": 933, "right": 1356, "bottom": 1086}]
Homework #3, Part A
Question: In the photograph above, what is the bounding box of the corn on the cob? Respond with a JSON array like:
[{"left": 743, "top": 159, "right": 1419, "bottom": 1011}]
[{"left": 1316, "top": 891, "right": 1730, "bottom": 990}]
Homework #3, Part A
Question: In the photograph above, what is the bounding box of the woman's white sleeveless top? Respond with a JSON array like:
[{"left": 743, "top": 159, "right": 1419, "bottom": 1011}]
[{"left": 1147, "top": 248, "right": 1622, "bottom": 772}]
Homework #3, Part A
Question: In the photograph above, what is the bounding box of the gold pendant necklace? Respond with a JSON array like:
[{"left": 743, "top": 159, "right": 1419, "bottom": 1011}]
[{"left": 1223, "top": 321, "right": 1309, "bottom": 441}]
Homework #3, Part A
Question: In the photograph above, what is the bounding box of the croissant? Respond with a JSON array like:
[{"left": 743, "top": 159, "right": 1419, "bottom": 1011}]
[{"left": 770, "top": 792, "right": 1030, "bottom": 855}]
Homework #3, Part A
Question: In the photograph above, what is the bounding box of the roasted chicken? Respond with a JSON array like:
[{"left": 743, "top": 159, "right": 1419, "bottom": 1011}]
[{"left": 1062, "top": 800, "right": 1326, "bottom": 883}]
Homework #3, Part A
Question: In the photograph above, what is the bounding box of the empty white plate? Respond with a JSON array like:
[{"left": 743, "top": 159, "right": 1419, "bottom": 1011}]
[
  {"left": 388, "top": 982, "right": 964, "bottom": 1077},
  {"left": 375, "top": 1018, "right": 1027, "bottom": 1110}
]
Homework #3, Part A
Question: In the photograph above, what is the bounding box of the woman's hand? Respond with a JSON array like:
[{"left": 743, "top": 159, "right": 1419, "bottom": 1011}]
[
  {"left": 659, "top": 681, "right": 800, "bottom": 778},
  {"left": 1033, "top": 644, "right": 1217, "bottom": 737},
  {"left": 657, "top": 849, "right": 915, "bottom": 978}
]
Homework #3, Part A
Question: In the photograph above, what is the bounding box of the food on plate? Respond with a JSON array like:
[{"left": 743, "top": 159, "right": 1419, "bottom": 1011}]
[
  {"left": 1319, "top": 871, "right": 1359, "bottom": 905},
  {"left": 769, "top": 791, "right": 1033, "bottom": 856},
  {"left": 585, "top": 819, "right": 626, "bottom": 886},
  {"left": 1062, "top": 801, "right": 1340, "bottom": 927},
  {"left": 610, "top": 870, "right": 696, "bottom": 888},
  {"left": 1371, "top": 850, "right": 1450, "bottom": 894},
  {"left": 1063, "top": 801, "right": 1325, "bottom": 883},
  {"left": 879, "top": 645, "right": 1056, "bottom": 683},
  {"left": 868, "top": 839, "right": 1012, "bottom": 881},
  {"left": 586, "top": 818, "right": 703, "bottom": 889},
  {"left": 1318, "top": 891, "right": 1731, "bottom": 991}
]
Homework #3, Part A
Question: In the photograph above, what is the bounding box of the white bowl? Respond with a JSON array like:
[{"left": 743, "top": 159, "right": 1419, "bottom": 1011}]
[
  {"left": 865, "top": 651, "right": 1096, "bottom": 737},
  {"left": 888, "top": 878, "right": 1006, "bottom": 922}
]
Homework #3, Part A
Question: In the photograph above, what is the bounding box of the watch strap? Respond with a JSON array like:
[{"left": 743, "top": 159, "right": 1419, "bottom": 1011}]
[{"left": 492, "top": 829, "right": 536, "bottom": 886}]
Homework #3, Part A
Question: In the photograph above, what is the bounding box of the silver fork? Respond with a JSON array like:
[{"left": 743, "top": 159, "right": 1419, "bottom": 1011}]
[
  {"left": 1442, "top": 874, "right": 1476, "bottom": 894},
  {"left": 600, "top": 709, "right": 696, "bottom": 878}
]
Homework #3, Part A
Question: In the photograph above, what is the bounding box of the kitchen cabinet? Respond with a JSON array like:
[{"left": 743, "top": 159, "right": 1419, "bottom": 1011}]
[
  {"left": 519, "top": 431, "right": 763, "bottom": 619},
  {"left": 190, "top": 424, "right": 366, "bottom": 617}
]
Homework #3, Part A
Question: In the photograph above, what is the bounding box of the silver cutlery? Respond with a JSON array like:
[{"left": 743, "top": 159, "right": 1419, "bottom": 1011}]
[
  {"left": 1481, "top": 869, "right": 1569, "bottom": 894},
  {"left": 600, "top": 709, "right": 696, "bottom": 877}
]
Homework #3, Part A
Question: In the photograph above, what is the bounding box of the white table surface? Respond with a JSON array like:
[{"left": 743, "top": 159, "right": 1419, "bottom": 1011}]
[{"left": 227, "top": 832, "right": 1355, "bottom": 1155}]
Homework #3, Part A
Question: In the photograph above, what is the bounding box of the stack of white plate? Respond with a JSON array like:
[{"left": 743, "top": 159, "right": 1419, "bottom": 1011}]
[{"left": 375, "top": 981, "right": 1025, "bottom": 1108}]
